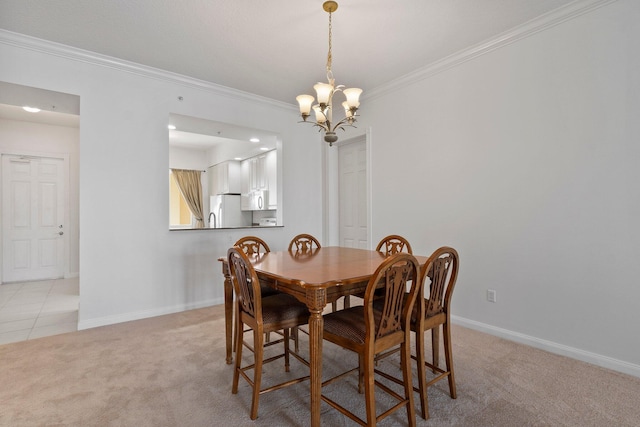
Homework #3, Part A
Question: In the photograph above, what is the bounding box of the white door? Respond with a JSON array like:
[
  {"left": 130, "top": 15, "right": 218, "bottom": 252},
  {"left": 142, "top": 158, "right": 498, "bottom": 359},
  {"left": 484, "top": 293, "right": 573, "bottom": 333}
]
[
  {"left": 2, "top": 155, "right": 65, "bottom": 282},
  {"left": 339, "top": 139, "right": 368, "bottom": 248}
]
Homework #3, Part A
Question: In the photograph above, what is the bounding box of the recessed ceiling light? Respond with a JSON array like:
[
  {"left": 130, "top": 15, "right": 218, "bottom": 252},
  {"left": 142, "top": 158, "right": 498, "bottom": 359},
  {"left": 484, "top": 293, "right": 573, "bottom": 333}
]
[
  {"left": 168, "top": 124, "right": 176, "bottom": 130},
  {"left": 250, "top": 138, "right": 260, "bottom": 143},
  {"left": 260, "top": 147, "right": 269, "bottom": 151},
  {"left": 234, "top": 157, "right": 243, "bottom": 161},
  {"left": 23, "top": 106, "right": 41, "bottom": 113}
]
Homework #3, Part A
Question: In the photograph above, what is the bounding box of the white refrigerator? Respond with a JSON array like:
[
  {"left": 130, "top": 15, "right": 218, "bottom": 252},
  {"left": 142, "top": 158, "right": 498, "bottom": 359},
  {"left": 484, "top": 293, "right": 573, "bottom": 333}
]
[{"left": 209, "top": 195, "right": 252, "bottom": 228}]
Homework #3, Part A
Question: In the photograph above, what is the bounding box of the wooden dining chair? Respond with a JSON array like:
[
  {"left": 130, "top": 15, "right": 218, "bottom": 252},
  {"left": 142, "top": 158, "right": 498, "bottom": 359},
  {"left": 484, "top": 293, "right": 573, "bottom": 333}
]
[
  {"left": 376, "top": 234, "right": 413, "bottom": 256},
  {"left": 287, "top": 233, "right": 321, "bottom": 253},
  {"left": 233, "top": 236, "right": 281, "bottom": 344},
  {"left": 376, "top": 246, "right": 460, "bottom": 420},
  {"left": 234, "top": 237, "right": 280, "bottom": 295},
  {"left": 227, "top": 247, "right": 310, "bottom": 420},
  {"left": 321, "top": 252, "right": 421, "bottom": 427},
  {"left": 412, "top": 246, "right": 459, "bottom": 419},
  {"left": 234, "top": 235, "right": 271, "bottom": 256}
]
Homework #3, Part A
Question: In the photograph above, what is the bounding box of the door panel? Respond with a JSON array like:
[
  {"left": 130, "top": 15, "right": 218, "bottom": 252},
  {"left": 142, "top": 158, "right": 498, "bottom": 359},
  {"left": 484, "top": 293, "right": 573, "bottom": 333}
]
[
  {"left": 339, "top": 140, "right": 368, "bottom": 249},
  {"left": 2, "top": 155, "right": 65, "bottom": 282}
]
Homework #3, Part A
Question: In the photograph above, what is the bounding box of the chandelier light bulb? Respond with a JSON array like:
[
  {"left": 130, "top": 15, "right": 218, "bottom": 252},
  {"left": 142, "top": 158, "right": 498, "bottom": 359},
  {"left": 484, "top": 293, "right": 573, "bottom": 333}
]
[
  {"left": 313, "top": 105, "right": 327, "bottom": 123},
  {"left": 313, "top": 83, "right": 333, "bottom": 106},
  {"left": 343, "top": 88, "right": 362, "bottom": 109},
  {"left": 296, "top": 94, "right": 315, "bottom": 117}
]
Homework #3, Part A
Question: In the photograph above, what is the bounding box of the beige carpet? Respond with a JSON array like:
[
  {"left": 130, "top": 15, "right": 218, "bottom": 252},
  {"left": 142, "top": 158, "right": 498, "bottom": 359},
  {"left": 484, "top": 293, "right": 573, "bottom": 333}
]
[{"left": 1, "top": 304, "right": 639, "bottom": 426}]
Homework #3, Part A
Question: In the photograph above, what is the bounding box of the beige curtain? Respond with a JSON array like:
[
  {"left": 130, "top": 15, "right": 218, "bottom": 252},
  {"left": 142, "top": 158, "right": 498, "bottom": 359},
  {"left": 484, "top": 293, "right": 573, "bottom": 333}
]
[{"left": 171, "top": 169, "right": 204, "bottom": 228}]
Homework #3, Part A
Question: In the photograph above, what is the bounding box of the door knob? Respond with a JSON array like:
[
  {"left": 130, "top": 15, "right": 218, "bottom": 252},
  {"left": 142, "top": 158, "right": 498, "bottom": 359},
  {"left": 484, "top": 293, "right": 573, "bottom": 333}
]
[{"left": 59, "top": 231, "right": 64, "bottom": 235}]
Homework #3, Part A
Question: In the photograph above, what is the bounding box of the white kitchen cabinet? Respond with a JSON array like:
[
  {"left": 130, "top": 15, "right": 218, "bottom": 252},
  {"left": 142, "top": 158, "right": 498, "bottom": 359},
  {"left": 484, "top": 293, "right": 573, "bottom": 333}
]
[
  {"left": 265, "top": 150, "right": 277, "bottom": 210},
  {"left": 240, "top": 160, "right": 250, "bottom": 195},
  {"left": 240, "top": 150, "right": 278, "bottom": 210},
  {"left": 210, "top": 160, "right": 241, "bottom": 195}
]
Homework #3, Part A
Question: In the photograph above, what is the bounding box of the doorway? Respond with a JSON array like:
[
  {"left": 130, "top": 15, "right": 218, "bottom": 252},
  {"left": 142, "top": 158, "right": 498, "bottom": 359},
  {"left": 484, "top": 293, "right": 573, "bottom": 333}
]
[
  {"left": 2, "top": 154, "right": 66, "bottom": 282},
  {"left": 325, "top": 132, "right": 371, "bottom": 248},
  {"left": 0, "top": 82, "right": 79, "bottom": 285}
]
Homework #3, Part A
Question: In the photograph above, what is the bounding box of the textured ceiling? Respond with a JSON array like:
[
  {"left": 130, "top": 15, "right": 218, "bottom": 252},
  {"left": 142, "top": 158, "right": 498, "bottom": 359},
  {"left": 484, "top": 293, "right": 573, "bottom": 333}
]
[{"left": 0, "top": 0, "right": 578, "bottom": 105}]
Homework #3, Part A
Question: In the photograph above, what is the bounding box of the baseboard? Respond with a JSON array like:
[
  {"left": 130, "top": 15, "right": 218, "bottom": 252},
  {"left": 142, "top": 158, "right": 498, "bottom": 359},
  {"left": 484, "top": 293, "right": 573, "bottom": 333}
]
[
  {"left": 452, "top": 315, "right": 640, "bottom": 379},
  {"left": 77, "top": 297, "right": 223, "bottom": 330}
]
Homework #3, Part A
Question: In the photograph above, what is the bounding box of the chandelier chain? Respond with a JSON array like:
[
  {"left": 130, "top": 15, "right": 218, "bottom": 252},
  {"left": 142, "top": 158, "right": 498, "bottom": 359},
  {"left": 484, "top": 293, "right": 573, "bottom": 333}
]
[{"left": 326, "top": 9, "right": 333, "bottom": 74}]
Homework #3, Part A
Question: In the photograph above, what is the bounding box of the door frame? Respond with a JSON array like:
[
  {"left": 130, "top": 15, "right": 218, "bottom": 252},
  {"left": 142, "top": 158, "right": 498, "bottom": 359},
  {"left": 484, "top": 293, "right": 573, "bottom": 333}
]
[
  {"left": 323, "top": 128, "right": 373, "bottom": 248},
  {"left": 0, "top": 150, "right": 70, "bottom": 283}
]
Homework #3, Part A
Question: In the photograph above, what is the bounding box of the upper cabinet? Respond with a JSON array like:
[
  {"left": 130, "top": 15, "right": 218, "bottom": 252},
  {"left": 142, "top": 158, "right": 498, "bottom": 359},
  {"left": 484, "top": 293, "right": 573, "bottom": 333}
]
[
  {"left": 265, "top": 150, "right": 277, "bottom": 210},
  {"left": 241, "top": 150, "right": 277, "bottom": 210},
  {"left": 209, "top": 160, "right": 241, "bottom": 195}
]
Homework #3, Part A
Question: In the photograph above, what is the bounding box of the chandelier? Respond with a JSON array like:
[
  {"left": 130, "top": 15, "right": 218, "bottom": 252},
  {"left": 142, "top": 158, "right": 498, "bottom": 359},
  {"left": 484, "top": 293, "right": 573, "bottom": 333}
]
[{"left": 296, "top": 1, "right": 362, "bottom": 146}]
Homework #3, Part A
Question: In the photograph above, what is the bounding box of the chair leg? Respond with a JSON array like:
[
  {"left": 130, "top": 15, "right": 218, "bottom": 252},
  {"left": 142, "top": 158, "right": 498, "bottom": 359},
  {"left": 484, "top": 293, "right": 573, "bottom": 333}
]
[
  {"left": 358, "top": 353, "right": 364, "bottom": 394},
  {"left": 232, "top": 305, "right": 238, "bottom": 354},
  {"left": 231, "top": 317, "right": 243, "bottom": 394},
  {"left": 443, "top": 321, "right": 457, "bottom": 399},
  {"left": 284, "top": 328, "right": 290, "bottom": 372},
  {"left": 431, "top": 327, "right": 440, "bottom": 373},
  {"left": 292, "top": 327, "right": 299, "bottom": 353},
  {"left": 416, "top": 328, "right": 429, "bottom": 420},
  {"left": 363, "top": 350, "right": 376, "bottom": 425},
  {"left": 250, "top": 328, "right": 264, "bottom": 420},
  {"left": 401, "top": 338, "right": 417, "bottom": 427}
]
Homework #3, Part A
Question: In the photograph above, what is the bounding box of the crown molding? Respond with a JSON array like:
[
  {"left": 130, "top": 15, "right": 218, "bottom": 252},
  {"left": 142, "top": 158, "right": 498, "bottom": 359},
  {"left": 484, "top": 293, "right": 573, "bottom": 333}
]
[
  {"left": 0, "top": 29, "right": 296, "bottom": 112},
  {"left": 364, "top": 0, "right": 619, "bottom": 102}
]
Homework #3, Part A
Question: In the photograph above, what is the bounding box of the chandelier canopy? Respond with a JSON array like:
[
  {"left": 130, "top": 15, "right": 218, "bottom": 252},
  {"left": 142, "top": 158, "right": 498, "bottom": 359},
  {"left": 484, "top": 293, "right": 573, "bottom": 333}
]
[{"left": 296, "top": 1, "right": 362, "bottom": 146}]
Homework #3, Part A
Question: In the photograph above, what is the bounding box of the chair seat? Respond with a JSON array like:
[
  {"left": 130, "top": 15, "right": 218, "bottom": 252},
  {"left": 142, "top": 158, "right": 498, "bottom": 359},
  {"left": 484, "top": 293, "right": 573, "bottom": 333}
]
[
  {"left": 323, "top": 307, "right": 382, "bottom": 345},
  {"left": 261, "top": 294, "right": 309, "bottom": 326}
]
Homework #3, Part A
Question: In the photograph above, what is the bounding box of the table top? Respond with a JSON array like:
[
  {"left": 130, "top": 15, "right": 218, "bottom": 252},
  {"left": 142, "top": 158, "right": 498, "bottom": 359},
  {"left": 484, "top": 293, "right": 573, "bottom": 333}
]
[{"left": 225, "top": 246, "right": 429, "bottom": 289}]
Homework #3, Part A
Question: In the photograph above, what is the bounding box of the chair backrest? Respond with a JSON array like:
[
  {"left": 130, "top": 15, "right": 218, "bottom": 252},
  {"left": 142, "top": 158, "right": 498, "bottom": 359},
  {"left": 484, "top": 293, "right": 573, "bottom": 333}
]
[
  {"left": 227, "top": 247, "right": 263, "bottom": 321},
  {"left": 364, "top": 252, "right": 421, "bottom": 341},
  {"left": 375, "top": 235, "right": 413, "bottom": 256},
  {"left": 234, "top": 236, "right": 270, "bottom": 256},
  {"left": 288, "top": 234, "right": 321, "bottom": 252},
  {"left": 420, "top": 247, "right": 459, "bottom": 318}
]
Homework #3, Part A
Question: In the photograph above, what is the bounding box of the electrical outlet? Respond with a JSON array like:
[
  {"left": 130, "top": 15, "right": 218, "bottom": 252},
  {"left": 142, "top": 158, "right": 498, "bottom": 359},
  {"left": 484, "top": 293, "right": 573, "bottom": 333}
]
[{"left": 487, "top": 289, "right": 497, "bottom": 303}]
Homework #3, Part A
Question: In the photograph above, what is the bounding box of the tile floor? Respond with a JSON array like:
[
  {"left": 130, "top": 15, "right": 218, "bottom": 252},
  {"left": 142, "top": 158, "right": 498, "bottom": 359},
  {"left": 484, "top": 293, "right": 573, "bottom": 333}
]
[{"left": 0, "top": 277, "right": 79, "bottom": 345}]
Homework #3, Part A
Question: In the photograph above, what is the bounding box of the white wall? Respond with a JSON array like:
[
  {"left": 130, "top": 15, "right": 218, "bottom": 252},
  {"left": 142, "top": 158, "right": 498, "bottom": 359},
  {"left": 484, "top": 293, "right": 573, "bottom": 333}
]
[
  {"left": 0, "top": 119, "right": 80, "bottom": 278},
  {"left": 360, "top": 0, "right": 640, "bottom": 374},
  {"left": 0, "top": 32, "right": 324, "bottom": 329}
]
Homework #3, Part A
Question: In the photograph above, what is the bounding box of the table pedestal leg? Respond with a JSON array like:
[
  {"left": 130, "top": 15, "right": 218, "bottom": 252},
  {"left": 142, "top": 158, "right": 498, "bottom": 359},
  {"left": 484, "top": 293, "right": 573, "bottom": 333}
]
[
  {"left": 222, "top": 263, "right": 233, "bottom": 364},
  {"left": 306, "top": 289, "right": 326, "bottom": 427}
]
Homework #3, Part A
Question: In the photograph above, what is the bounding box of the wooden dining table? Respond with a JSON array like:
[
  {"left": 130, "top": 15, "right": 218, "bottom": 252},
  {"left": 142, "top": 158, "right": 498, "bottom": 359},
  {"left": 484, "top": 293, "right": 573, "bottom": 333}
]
[{"left": 219, "top": 246, "right": 429, "bottom": 427}]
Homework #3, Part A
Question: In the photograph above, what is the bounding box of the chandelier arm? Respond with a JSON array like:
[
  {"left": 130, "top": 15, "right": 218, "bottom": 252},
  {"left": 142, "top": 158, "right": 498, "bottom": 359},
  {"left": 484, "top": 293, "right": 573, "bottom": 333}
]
[
  {"left": 298, "top": 120, "right": 330, "bottom": 133},
  {"left": 331, "top": 116, "right": 358, "bottom": 133}
]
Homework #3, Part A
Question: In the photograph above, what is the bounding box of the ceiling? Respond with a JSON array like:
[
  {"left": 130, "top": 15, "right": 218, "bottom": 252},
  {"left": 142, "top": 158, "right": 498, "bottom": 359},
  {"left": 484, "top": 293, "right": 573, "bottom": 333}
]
[
  {"left": 0, "top": 0, "right": 578, "bottom": 105},
  {"left": 1, "top": 0, "right": 580, "bottom": 154},
  {"left": 169, "top": 113, "right": 279, "bottom": 161}
]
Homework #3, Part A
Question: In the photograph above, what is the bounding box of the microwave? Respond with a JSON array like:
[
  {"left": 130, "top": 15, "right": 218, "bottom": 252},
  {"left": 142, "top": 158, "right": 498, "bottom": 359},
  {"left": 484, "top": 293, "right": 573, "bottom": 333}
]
[{"left": 241, "top": 190, "right": 269, "bottom": 211}]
